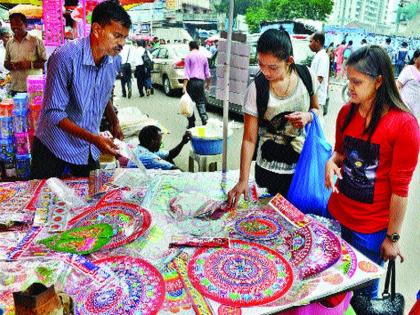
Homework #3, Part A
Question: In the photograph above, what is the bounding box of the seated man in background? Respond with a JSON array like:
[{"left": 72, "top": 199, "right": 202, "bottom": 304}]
[{"left": 128, "top": 125, "right": 191, "bottom": 170}]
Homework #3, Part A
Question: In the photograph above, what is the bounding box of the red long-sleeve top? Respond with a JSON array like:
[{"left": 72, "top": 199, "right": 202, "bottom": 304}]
[{"left": 328, "top": 104, "right": 420, "bottom": 233}]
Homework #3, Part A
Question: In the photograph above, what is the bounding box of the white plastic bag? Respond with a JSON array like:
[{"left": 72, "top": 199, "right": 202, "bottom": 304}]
[{"left": 179, "top": 93, "right": 194, "bottom": 117}]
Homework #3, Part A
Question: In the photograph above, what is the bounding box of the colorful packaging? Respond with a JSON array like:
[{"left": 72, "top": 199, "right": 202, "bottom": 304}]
[
  {"left": 0, "top": 99, "right": 14, "bottom": 116},
  {"left": 0, "top": 137, "right": 15, "bottom": 161},
  {"left": 27, "top": 75, "right": 46, "bottom": 107},
  {"left": 0, "top": 116, "right": 13, "bottom": 138},
  {"left": 12, "top": 110, "right": 28, "bottom": 133},
  {"left": 15, "top": 154, "right": 31, "bottom": 180},
  {"left": 28, "top": 105, "right": 42, "bottom": 131},
  {"left": 14, "top": 132, "right": 30, "bottom": 155},
  {"left": 13, "top": 93, "right": 29, "bottom": 112}
]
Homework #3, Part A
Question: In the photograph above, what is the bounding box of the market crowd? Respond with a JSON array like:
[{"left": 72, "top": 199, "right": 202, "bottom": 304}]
[{"left": 0, "top": 1, "right": 419, "bottom": 313}]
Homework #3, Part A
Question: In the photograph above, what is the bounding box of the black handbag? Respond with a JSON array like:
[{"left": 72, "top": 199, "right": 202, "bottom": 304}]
[{"left": 352, "top": 259, "right": 405, "bottom": 315}]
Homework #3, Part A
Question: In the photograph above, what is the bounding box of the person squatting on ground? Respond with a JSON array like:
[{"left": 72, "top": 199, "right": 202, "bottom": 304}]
[
  {"left": 128, "top": 125, "right": 191, "bottom": 170},
  {"left": 325, "top": 45, "right": 419, "bottom": 300},
  {"left": 227, "top": 29, "right": 320, "bottom": 208}
]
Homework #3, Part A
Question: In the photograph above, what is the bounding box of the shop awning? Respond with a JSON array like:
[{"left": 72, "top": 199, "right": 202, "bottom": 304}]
[{"left": 9, "top": 4, "right": 42, "bottom": 19}]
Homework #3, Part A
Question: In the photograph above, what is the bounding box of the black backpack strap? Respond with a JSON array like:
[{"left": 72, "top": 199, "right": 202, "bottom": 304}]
[{"left": 295, "top": 64, "right": 314, "bottom": 98}]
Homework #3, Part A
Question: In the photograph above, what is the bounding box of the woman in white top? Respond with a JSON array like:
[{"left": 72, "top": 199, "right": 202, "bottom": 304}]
[
  {"left": 228, "top": 29, "right": 320, "bottom": 208},
  {"left": 397, "top": 49, "right": 420, "bottom": 117}
]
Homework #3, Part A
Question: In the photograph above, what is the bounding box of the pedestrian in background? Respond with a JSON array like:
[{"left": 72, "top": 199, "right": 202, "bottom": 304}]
[
  {"left": 325, "top": 45, "right": 419, "bottom": 299},
  {"left": 119, "top": 43, "right": 133, "bottom": 98},
  {"left": 395, "top": 42, "right": 410, "bottom": 77},
  {"left": 397, "top": 49, "right": 420, "bottom": 117},
  {"left": 334, "top": 40, "right": 346, "bottom": 79},
  {"left": 4, "top": 13, "right": 47, "bottom": 95},
  {"left": 0, "top": 27, "right": 11, "bottom": 74},
  {"left": 183, "top": 40, "right": 211, "bottom": 128},
  {"left": 309, "top": 32, "right": 330, "bottom": 116},
  {"left": 134, "top": 40, "right": 153, "bottom": 97}
]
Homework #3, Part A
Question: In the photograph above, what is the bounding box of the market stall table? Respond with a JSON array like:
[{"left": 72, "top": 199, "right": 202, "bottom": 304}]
[{"left": 0, "top": 170, "right": 384, "bottom": 314}]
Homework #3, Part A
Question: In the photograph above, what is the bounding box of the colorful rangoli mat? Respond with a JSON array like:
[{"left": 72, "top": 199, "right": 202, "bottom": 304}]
[
  {"left": 75, "top": 256, "right": 165, "bottom": 315},
  {"left": 188, "top": 240, "right": 294, "bottom": 307},
  {"left": 68, "top": 202, "right": 151, "bottom": 250}
]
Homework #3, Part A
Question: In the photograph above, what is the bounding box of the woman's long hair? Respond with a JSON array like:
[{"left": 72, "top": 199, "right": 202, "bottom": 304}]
[{"left": 341, "top": 45, "right": 411, "bottom": 139}]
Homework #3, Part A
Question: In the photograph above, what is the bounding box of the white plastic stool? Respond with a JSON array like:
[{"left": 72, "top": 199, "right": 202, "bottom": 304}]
[{"left": 189, "top": 149, "right": 223, "bottom": 172}]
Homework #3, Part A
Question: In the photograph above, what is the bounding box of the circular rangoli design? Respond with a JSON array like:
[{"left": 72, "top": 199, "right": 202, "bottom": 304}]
[
  {"left": 234, "top": 215, "right": 283, "bottom": 241},
  {"left": 69, "top": 202, "right": 151, "bottom": 249},
  {"left": 77, "top": 256, "right": 165, "bottom": 315},
  {"left": 188, "top": 240, "right": 293, "bottom": 307}
]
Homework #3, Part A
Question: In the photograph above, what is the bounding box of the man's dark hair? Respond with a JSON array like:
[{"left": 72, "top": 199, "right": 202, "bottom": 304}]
[
  {"left": 312, "top": 32, "right": 325, "bottom": 46},
  {"left": 91, "top": 1, "right": 131, "bottom": 29},
  {"left": 9, "top": 13, "right": 27, "bottom": 25},
  {"left": 402, "top": 42, "right": 408, "bottom": 48},
  {"left": 189, "top": 41, "right": 199, "bottom": 50},
  {"left": 348, "top": 40, "right": 353, "bottom": 46},
  {"left": 139, "top": 125, "right": 161, "bottom": 148},
  {"left": 386, "top": 37, "right": 391, "bottom": 44},
  {"left": 361, "top": 39, "right": 367, "bottom": 44}
]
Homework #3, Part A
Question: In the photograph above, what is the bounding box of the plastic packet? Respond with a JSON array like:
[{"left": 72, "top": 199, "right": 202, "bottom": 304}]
[
  {"left": 46, "top": 177, "right": 87, "bottom": 209},
  {"left": 113, "top": 138, "right": 149, "bottom": 174}
]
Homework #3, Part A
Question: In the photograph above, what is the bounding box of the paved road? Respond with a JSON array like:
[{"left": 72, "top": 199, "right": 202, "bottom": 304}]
[{"left": 113, "top": 80, "right": 419, "bottom": 312}]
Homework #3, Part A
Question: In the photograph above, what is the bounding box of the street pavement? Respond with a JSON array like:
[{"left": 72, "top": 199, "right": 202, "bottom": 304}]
[{"left": 113, "top": 80, "right": 419, "bottom": 312}]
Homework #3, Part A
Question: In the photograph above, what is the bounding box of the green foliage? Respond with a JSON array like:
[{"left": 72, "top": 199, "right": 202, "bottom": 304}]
[{"left": 244, "top": 0, "right": 333, "bottom": 33}]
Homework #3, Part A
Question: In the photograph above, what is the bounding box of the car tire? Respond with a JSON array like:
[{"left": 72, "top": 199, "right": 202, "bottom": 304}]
[{"left": 163, "top": 76, "right": 173, "bottom": 96}]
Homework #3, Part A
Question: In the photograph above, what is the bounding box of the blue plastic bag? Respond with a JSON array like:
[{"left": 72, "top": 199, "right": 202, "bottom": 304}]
[{"left": 287, "top": 112, "right": 332, "bottom": 216}]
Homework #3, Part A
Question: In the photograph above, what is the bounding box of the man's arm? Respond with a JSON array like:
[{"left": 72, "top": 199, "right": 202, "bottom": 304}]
[
  {"left": 183, "top": 55, "right": 191, "bottom": 93},
  {"left": 167, "top": 131, "right": 191, "bottom": 161},
  {"left": 58, "top": 118, "right": 118, "bottom": 155},
  {"left": 104, "top": 99, "right": 123, "bottom": 140}
]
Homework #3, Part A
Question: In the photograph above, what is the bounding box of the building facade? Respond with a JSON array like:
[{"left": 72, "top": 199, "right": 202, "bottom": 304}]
[{"left": 328, "top": 0, "right": 389, "bottom": 32}]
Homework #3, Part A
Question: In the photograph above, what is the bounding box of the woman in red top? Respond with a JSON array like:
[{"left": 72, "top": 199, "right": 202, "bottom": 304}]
[{"left": 325, "top": 45, "right": 420, "bottom": 298}]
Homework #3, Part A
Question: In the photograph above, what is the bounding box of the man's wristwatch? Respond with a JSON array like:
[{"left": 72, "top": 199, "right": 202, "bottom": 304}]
[{"left": 386, "top": 232, "right": 400, "bottom": 242}]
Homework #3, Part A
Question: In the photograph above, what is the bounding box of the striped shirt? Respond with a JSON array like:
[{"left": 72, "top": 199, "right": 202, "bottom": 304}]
[{"left": 36, "top": 37, "right": 121, "bottom": 165}]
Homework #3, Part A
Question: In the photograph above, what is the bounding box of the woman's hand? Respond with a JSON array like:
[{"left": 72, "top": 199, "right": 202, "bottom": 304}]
[
  {"left": 380, "top": 238, "right": 404, "bottom": 262},
  {"left": 285, "top": 112, "right": 313, "bottom": 129},
  {"left": 227, "top": 180, "right": 249, "bottom": 209},
  {"left": 325, "top": 159, "right": 342, "bottom": 193}
]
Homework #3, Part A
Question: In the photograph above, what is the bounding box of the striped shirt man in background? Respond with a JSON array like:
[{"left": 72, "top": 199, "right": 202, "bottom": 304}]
[{"left": 30, "top": 1, "right": 131, "bottom": 179}]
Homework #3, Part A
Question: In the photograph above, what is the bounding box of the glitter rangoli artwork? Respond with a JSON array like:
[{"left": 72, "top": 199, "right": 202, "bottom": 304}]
[
  {"left": 188, "top": 240, "right": 293, "bottom": 307},
  {"left": 233, "top": 215, "right": 284, "bottom": 241},
  {"left": 68, "top": 202, "right": 151, "bottom": 250},
  {"left": 76, "top": 256, "right": 165, "bottom": 315}
]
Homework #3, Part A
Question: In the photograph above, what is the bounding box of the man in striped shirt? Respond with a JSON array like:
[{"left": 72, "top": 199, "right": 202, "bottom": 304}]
[{"left": 30, "top": 1, "right": 131, "bottom": 179}]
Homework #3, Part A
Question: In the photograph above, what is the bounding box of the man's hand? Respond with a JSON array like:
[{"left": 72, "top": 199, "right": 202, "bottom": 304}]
[
  {"left": 182, "top": 131, "right": 192, "bottom": 144},
  {"left": 93, "top": 135, "right": 119, "bottom": 156},
  {"left": 11, "top": 61, "right": 31, "bottom": 71}
]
